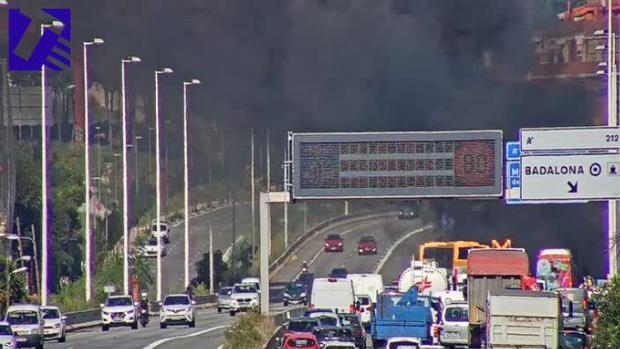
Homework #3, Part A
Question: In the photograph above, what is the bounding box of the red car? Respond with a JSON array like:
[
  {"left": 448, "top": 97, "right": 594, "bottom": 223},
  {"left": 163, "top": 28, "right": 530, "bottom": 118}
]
[
  {"left": 324, "top": 234, "right": 344, "bottom": 252},
  {"left": 281, "top": 333, "right": 320, "bottom": 349},
  {"left": 357, "top": 235, "right": 377, "bottom": 255}
]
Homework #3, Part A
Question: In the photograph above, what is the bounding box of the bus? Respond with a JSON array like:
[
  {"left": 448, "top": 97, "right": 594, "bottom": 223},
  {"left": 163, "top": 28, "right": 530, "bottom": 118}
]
[
  {"left": 418, "top": 241, "right": 489, "bottom": 272},
  {"left": 536, "top": 248, "right": 573, "bottom": 290}
]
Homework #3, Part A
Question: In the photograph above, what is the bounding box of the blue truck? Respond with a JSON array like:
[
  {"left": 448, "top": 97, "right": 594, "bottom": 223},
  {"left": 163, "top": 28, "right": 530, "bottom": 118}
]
[{"left": 370, "top": 288, "right": 434, "bottom": 346}]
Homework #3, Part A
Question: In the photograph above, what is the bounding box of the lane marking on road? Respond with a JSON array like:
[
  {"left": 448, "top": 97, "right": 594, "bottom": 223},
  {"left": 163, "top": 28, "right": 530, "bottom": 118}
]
[
  {"left": 142, "top": 325, "right": 228, "bottom": 349},
  {"left": 373, "top": 225, "right": 434, "bottom": 274}
]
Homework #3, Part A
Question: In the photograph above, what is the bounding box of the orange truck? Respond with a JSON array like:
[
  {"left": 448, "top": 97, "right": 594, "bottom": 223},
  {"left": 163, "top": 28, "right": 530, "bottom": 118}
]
[{"left": 466, "top": 248, "right": 530, "bottom": 348}]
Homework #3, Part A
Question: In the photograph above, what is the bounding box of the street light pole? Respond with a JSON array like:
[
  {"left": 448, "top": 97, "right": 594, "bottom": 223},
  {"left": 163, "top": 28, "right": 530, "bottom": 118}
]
[
  {"left": 607, "top": 3, "right": 619, "bottom": 278},
  {"left": 121, "top": 56, "right": 141, "bottom": 295},
  {"left": 183, "top": 79, "right": 201, "bottom": 288},
  {"left": 6, "top": 267, "right": 28, "bottom": 308},
  {"left": 83, "top": 37, "right": 104, "bottom": 303},
  {"left": 155, "top": 68, "right": 174, "bottom": 301},
  {"left": 135, "top": 136, "right": 143, "bottom": 194},
  {"left": 40, "top": 20, "right": 64, "bottom": 306}
]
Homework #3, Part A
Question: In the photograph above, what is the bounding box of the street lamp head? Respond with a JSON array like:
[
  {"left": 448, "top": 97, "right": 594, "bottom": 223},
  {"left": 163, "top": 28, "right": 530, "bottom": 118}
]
[
  {"left": 19, "top": 256, "right": 32, "bottom": 262},
  {"left": 595, "top": 44, "right": 607, "bottom": 51},
  {"left": 93, "top": 38, "right": 105, "bottom": 45},
  {"left": 161, "top": 67, "right": 174, "bottom": 74},
  {"left": 10, "top": 267, "right": 28, "bottom": 275},
  {"left": 0, "top": 234, "right": 19, "bottom": 240},
  {"left": 135, "top": 136, "right": 144, "bottom": 140},
  {"left": 185, "top": 79, "right": 201, "bottom": 85},
  {"left": 50, "top": 21, "right": 64, "bottom": 29},
  {"left": 594, "top": 29, "right": 608, "bottom": 36},
  {"left": 124, "top": 56, "right": 141, "bottom": 63}
]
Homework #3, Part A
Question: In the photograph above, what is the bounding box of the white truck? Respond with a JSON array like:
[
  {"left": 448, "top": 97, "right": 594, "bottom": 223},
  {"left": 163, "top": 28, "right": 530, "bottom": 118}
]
[
  {"left": 397, "top": 258, "right": 447, "bottom": 295},
  {"left": 486, "top": 289, "right": 560, "bottom": 349},
  {"left": 346, "top": 273, "right": 384, "bottom": 324},
  {"left": 310, "top": 277, "right": 356, "bottom": 314}
]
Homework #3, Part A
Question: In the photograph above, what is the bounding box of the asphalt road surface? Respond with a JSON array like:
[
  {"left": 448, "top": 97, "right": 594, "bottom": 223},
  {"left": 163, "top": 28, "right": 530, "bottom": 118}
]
[{"left": 160, "top": 203, "right": 251, "bottom": 295}]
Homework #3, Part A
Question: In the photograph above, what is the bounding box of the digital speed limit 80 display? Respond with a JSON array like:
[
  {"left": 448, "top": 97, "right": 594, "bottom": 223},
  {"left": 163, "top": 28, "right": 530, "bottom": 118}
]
[{"left": 291, "top": 131, "right": 503, "bottom": 199}]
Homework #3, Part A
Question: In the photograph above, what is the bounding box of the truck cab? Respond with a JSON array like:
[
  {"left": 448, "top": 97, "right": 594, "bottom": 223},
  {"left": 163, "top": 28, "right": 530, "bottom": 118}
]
[{"left": 370, "top": 288, "right": 433, "bottom": 347}]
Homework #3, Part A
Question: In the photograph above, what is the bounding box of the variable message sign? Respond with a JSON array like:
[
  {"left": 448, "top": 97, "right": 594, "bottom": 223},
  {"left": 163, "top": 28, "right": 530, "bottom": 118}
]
[{"left": 290, "top": 131, "right": 503, "bottom": 199}]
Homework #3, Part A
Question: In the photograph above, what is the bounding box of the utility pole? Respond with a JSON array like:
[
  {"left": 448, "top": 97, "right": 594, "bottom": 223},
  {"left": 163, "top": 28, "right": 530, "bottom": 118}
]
[
  {"left": 30, "top": 225, "right": 39, "bottom": 296},
  {"left": 250, "top": 128, "right": 256, "bottom": 261},
  {"left": 266, "top": 128, "right": 270, "bottom": 192},
  {"left": 231, "top": 190, "right": 237, "bottom": 280},
  {"left": 607, "top": 1, "right": 618, "bottom": 278},
  {"left": 209, "top": 223, "right": 214, "bottom": 294}
]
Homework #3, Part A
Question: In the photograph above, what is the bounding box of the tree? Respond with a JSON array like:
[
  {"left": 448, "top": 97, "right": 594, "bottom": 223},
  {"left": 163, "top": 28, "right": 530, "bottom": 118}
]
[
  {"left": 592, "top": 277, "right": 620, "bottom": 348},
  {"left": 0, "top": 258, "right": 28, "bottom": 314}
]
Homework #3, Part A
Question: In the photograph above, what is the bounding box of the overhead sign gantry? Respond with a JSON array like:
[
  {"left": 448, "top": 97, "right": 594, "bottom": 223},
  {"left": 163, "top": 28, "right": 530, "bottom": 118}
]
[{"left": 288, "top": 131, "right": 504, "bottom": 199}]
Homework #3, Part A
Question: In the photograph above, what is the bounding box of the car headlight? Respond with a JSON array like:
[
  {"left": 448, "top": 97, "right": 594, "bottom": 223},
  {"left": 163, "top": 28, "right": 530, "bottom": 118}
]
[
  {"left": 324, "top": 243, "right": 329, "bottom": 246},
  {"left": 337, "top": 242, "right": 343, "bottom": 246},
  {"left": 300, "top": 292, "right": 306, "bottom": 297},
  {"left": 54, "top": 323, "right": 61, "bottom": 329},
  {"left": 127, "top": 309, "right": 134, "bottom": 314},
  {"left": 283, "top": 292, "right": 290, "bottom": 297},
  {"left": 102, "top": 311, "right": 110, "bottom": 316}
]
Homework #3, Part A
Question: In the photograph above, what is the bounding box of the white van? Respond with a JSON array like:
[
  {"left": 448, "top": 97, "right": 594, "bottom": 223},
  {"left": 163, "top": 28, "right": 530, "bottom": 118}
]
[
  {"left": 346, "top": 273, "right": 384, "bottom": 303},
  {"left": 5, "top": 304, "right": 44, "bottom": 349},
  {"left": 310, "top": 278, "right": 356, "bottom": 313}
]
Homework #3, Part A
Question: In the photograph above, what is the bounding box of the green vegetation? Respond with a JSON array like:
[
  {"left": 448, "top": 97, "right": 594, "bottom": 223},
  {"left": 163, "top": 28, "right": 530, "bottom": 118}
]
[
  {"left": 0, "top": 258, "right": 29, "bottom": 315},
  {"left": 223, "top": 310, "right": 275, "bottom": 349},
  {"left": 592, "top": 277, "right": 620, "bottom": 348}
]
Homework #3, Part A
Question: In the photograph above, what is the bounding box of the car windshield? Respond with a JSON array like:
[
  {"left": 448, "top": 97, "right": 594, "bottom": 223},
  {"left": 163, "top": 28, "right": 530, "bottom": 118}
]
[
  {"left": 220, "top": 287, "right": 233, "bottom": 295},
  {"left": 317, "top": 316, "right": 338, "bottom": 326},
  {"left": 288, "top": 320, "right": 317, "bottom": 332},
  {"left": 358, "top": 296, "right": 371, "bottom": 305},
  {"left": 339, "top": 315, "right": 359, "bottom": 326},
  {"left": 388, "top": 341, "right": 418, "bottom": 349},
  {"left": 360, "top": 236, "right": 375, "bottom": 243},
  {"left": 0, "top": 325, "right": 11, "bottom": 335},
  {"left": 106, "top": 297, "right": 133, "bottom": 307},
  {"left": 326, "top": 234, "right": 341, "bottom": 240},
  {"left": 234, "top": 284, "right": 257, "bottom": 293},
  {"left": 152, "top": 224, "right": 168, "bottom": 231},
  {"left": 6, "top": 311, "right": 38, "bottom": 325},
  {"left": 560, "top": 333, "right": 586, "bottom": 348},
  {"left": 286, "top": 283, "right": 305, "bottom": 292},
  {"left": 286, "top": 338, "right": 316, "bottom": 347},
  {"left": 315, "top": 327, "right": 341, "bottom": 338},
  {"left": 164, "top": 296, "right": 190, "bottom": 305},
  {"left": 445, "top": 306, "right": 468, "bottom": 322},
  {"left": 42, "top": 308, "right": 60, "bottom": 319}
]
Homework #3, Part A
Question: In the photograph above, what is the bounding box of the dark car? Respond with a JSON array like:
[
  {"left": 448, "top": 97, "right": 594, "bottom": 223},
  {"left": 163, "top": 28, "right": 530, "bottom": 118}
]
[
  {"left": 285, "top": 317, "right": 320, "bottom": 336},
  {"left": 312, "top": 326, "right": 355, "bottom": 347},
  {"left": 284, "top": 282, "right": 308, "bottom": 306},
  {"left": 338, "top": 313, "right": 366, "bottom": 349},
  {"left": 357, "top": 236, "right": 377, "bottom": 255},
  {"left": 329, "top": 268, "right": 348, "bottom": 279},
  {"left": 397, "top": 204, "right": 418, "bottom": 219},
  {"left": 559, "top": 330, "right": 590, "bottom": 349},
  {"left": 324, "top": 234, "right": 344, "bottom": 252}
]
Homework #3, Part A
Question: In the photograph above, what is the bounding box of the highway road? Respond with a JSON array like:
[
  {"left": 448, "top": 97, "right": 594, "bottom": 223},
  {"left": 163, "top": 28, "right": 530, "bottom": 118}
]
[
  {"left": 160, "top": 203, "right": 251, "bottom": 295},
  {"left": 49, "top": 214, "right": 437, "bottom": 349}
]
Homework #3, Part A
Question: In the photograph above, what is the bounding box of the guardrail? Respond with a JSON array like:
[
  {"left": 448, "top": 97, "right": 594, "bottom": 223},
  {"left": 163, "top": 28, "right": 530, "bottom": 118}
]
[{"left": 269, "top": 209, "right": 396, "bottom": 276}]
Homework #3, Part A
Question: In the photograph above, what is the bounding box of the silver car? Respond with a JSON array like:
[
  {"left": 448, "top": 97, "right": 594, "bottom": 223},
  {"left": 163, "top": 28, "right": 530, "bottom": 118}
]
[
  {"left": 439, "top": 301, "right": 469, "bottom": 347},
  {"left": 217, "top": 287, "right": 233, "bottom": 313}
]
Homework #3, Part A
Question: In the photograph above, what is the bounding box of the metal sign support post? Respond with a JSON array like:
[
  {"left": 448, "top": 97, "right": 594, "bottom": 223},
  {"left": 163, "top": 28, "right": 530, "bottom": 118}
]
[{"left": 259, "top": 191, "right": 290, "bottom": 314}]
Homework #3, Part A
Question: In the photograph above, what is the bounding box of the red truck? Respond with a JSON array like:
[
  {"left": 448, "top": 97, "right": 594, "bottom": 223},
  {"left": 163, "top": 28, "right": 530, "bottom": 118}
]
[{"left": 466, "top": 248, "right": 530, "bottom": 348}]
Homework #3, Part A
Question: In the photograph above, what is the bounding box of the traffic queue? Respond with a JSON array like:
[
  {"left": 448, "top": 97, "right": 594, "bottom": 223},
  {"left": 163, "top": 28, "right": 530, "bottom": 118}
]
[{"left": 276, "top": 237, "right": 597, "bottom": 349}]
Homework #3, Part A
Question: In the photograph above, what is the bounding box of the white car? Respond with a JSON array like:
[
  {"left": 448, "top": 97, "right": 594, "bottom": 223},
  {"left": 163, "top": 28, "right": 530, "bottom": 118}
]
[
  {"left": 385, "top": 337, "right": 421, "bottom": 349},
  {"left": 151, "top": 220, "right": 170, "bottom": 243},
  {"left": 141, "top": 237, "right": 167, "bottom": 257},
  {"left": 439, "top": 301, "right": 469, "bottom": 348},
  {"left": 41, "top": 306, "right": 66, "bottom": 342},
  {"left": 229, "top": 283, "right": 260, "bottom": 316},
  {"left": 5, "top": 304, "right": 45, "bottom": 349},
  {"left": 241, "top": 277, "right": 260, "bottom": 292},
  {"left": 100, "top": 295, "right": 138, "bottom": 331},
  {"left": 159, "top": 294, "right": 196, "bottom": 328},
  {"left": 323, "top": 341, "right": 356, "bottom": 348},
  {"left": 0, "top": 321, "right": 17, "bottom": 349}
]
